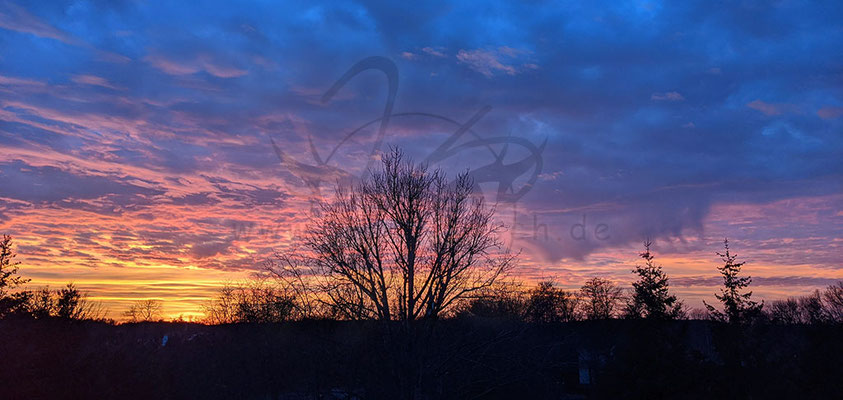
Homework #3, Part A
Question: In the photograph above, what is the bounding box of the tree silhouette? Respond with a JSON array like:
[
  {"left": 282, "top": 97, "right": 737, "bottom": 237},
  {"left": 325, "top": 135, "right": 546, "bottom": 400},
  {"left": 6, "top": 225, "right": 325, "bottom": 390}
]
[
  {"left": 270, "top": 147, "right": 514, "bottom": 399},
  {"left": 768, "top": 297, "right": 802, "bottom": 324},
  {"left": 580, "top": 277, "right": 624, "bottom": 320},
  {"left": 289, "top": 147, "right": 512, "bottom": 323},
  {"left": 824, "top": 282, "right": 843, "bottom": 322},
  {"left": 0, "top": 234, "right": 30, "bottom": 317},
  {"left": 704, "top": 238, "right": 761, "bottom": 323},
  {"left": 524, "top": 281, "right": 580, "bottom": 323},
  {"left": 54, "top": 283, "right": 103, "bottom": 320},
  {"left": 124, "top": 299, "right": 163, "bottom": 322},
  {"left": 455, "top": 282, "right": 525, "bottom": 319},
  {"left": 625, "top": 240, "right": 683, "bottom": 320},
  {"left": 203, "top": 279, "right": 297, "bottom": 324},
  {"left": 797, "top": 290, "right": 827, "bottom": 324}
]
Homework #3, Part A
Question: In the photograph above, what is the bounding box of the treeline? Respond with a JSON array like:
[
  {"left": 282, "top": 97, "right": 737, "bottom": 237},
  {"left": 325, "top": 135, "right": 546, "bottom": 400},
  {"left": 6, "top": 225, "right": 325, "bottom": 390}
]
[
  {"left": 200, "top": 272, "right": 843, "bottom": 326},
  {"left": 0, "top": 235, "right": 105, "bottom": 321},
  {"left": 198, "top": 238, "right": 843, "bottom": 326},
  {"left": 3, "top": 233, "right": 842, "bottom": 326}
]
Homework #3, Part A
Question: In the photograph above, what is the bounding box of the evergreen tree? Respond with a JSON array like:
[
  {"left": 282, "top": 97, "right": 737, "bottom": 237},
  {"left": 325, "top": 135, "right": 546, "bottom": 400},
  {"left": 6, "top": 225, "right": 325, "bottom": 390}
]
[
  {"left": 0, "top": 234, "right": 28, "bottom": 295},
  {"left": 625, "top": 240, "right": 683, "bottom": 320},
  {"left": 0, "top": 234, "right": 30, "bottom": 317},
  {"left": 704, "top": 238, "right": 761, "bottom": 323}
]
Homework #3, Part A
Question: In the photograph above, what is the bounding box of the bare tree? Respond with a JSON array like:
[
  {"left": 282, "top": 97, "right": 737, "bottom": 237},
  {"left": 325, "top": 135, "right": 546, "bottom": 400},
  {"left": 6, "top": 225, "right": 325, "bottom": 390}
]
[
  {"left": 124, "top": 299, "right": 163, "bottom": 322},
  {"left": 823, "top": 281, "right": 843, "bottom": 322},
  {"left": 798, "top": 290, "right": 830, "bottom": 324},
  {"left": 203, "top": 283, "right": 238, "bottom": 324},
  {"left": 524, "top": 281, "right": 580, "bottom": 323},
  {"left": 580, "top": 277, "right": 624, "bottom": 320},
  {"left": 283, "top": 148, "right": 513, "bottom": 324},
  {"left": 766, "top": 286, "right": 842, "bottom": 325},
  {"left": 264, "top": 255, "right": 328, "bottom": 319},
  {"left": 27, "top": 287, "right": 55, "bottom": 318},
  {"left": 454, "top": 281, "right": 525, "bottom": 319},
  {"left": 267, "top": 148, "right": 514, "bottom": 400},
  {"left": 768, "top": 298, "right": 803, "bottom": 324},
  {"left": 203, "top": 279, "right": 297, "bottom": 324}
]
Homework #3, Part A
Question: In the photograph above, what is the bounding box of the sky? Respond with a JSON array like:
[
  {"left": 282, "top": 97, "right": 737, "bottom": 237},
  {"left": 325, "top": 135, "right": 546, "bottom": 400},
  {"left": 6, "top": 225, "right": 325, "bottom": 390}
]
[{"left": 1, "top": 0, "right": 841, "bottom": 320}]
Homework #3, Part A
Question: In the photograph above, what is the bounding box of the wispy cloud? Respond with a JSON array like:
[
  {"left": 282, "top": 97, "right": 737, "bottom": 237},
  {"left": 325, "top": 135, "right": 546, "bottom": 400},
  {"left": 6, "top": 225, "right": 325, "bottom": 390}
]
[
  {"left": 651, "top": 91, "right": 684, "bottom": 101},
  {"left": 72, "top": 75, "right": 125, "bottom": 91},
  {"left": 0, "top": 2, "right": 78, "bottom": 45},
  {"left": 145, "top": 53, "right": 248, "bottom": 78},
  {"left": 0, "top": 2, "right": 128, "bottom": 63},
  {"left": 817, "top": 106, "right": 843, "bottom": 120},
  {"left": 456, "top": 47, "right": 536, "bottom": 77},
  {"left": 747, "top": 99, "right": 799, "bottom": 116},
  {"left": 421, "top": 46, "right": 446, "bottom": 57}
]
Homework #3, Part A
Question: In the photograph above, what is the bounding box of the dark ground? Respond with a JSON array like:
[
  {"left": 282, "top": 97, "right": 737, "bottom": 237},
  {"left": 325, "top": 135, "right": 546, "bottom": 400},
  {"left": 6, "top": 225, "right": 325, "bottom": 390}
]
[{"left": 2, "top": 317, "right": 841, "bottom": 399}]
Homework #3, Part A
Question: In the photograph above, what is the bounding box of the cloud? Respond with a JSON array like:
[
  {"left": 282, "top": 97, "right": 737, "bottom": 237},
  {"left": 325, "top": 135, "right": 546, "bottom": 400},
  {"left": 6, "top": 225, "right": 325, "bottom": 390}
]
[
  {"left": 0, "top": 2, "right": 128, "bottom": 63},
  {"left": 0, "top": 2, "right": 78, "bottom": 45},
  {"left": 145, "top": 53, "right": 248, "bottom": 78},
  {"left": 651, "top": 91, "right": 684, "bottom": 101},
  {"left": 72, "top": 75, "right": 125, "bottom": 91},
  {"left": 421, "top": 46, "right": 446, "bottom": 57},
  {"left": 0, "top": 74, "right": 46, "bottom": 87},
  {"left": 674, "top": 276, "right": 842, "bottom": 288},
  {"left": 817, "top": 106, "right": 843, "bottom": 120},
  {"left": 0, "top": 160, "right": 163, "bottom": 206},
  {"left": 456, "top": 47, "right": 534, "bottom": 77},
  {"left": 747, "top": 99, "right": 799, "bottom": 116},
  {"left": 191, "top": 239, "right": 232, "bottom": 258}
]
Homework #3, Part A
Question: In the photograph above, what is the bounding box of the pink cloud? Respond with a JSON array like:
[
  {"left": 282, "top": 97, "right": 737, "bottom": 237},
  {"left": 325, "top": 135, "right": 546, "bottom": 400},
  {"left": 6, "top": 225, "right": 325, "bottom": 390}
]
[
  {"left": 651, "top": 91, "right": 685, "bottom": 101},
  {"left": 0, "top": 2, "right": 78, "bottom": 45},
  {"left": 421, "top": 46, "right": 446, "bottom": 57},
  {"left": 0, "top": 2, "right": 129, "bottom": 63},
  {"left": 456, "top": 48, "right": 518, "bottom": 77},
  {"left": 746, "top": 99, "right": 800, "bottom": 116},
  {"left": 817, "top": 106, "right": 843, "bottom": 120},
  {"left": 0, "top": 74, "right": 46, "bottom": 87},
  {"left": 145, "top": 53, "right": 248, "bottom": 78},
  {"left": 72, "top": 75, "right": 125, "bottom": 91}
]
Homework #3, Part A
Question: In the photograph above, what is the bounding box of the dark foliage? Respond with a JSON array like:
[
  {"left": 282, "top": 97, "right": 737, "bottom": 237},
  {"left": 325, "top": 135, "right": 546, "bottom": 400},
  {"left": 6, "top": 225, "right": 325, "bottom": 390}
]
[
  {"left": 2, "top": 318, "right": 842, "bottom": 399},
  {"left": 580, "top": 277, "right": 624, "bottom": 320},
  {"left": 0, "top": 234, "right": 30, "bottom": 318},
  {"left": 524, "top": 281, "right": 579, "bottom": 323},
  {"left": 704, "top": 239, "right": 762, "bottom": 323},
  {"left": 625, "top": 240, "right": 683, "bottom": 320}
]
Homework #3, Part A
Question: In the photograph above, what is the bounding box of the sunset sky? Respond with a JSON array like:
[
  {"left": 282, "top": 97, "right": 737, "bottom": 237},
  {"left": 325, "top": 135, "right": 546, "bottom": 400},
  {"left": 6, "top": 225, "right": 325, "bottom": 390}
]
[{"left": 1, "top": 1, "right": 841, "bottom": 320}]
